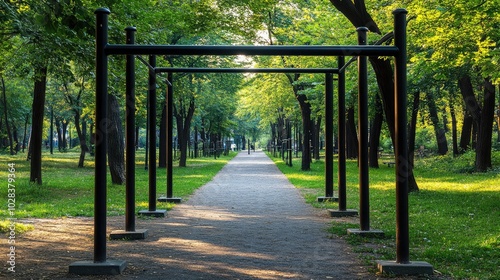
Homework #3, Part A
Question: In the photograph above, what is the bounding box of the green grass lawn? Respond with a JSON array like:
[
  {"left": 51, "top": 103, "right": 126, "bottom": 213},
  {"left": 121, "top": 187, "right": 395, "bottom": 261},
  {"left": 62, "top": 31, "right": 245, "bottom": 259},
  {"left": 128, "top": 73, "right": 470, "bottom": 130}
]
[
  {"left": 270, "top": 151, "right": 500, "bottom": 280},
  {"left": 0, "top": 150, "right": 236, "bottom": 224},
  {"left": 1, "top": 149, "right": 499, "bottom": 279}
]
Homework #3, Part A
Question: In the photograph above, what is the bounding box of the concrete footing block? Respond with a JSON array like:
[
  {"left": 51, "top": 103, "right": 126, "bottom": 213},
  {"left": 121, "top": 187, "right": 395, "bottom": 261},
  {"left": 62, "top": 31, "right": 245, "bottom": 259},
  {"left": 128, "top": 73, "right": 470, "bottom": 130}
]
[
  {"left": 328, "top": 209, "right": 358, "bottom": 217},
  {"left": 69, "top": 260, "right": 127, "bottom": 275},
  {"left": 109, "top": 229, "right": 148, "bottom": 240},
  {"left": 317, "top": 196, "right": 339, "bottom": 202},
  {"left": 138, "top": 209, "right": 167, "bottom": 217},
  {"left": 376, "top": 260, "right": 434, "bottom": 276},
  {"left": 157, "top": 196, "right": 182, "bottom": 203},
  {"left": 347, "top": 228, "right": 385, "bottom": 238}
]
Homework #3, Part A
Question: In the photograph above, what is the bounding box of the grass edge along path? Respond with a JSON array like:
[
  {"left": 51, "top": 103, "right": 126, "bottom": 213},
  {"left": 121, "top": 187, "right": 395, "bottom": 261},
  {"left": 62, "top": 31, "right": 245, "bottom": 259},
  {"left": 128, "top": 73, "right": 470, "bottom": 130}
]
[
  {"left": 0, "top": 150, "right": 237, "bottom": 232},
  {"left": 269, "top": 151, "right": 500, "bottom": 280}
]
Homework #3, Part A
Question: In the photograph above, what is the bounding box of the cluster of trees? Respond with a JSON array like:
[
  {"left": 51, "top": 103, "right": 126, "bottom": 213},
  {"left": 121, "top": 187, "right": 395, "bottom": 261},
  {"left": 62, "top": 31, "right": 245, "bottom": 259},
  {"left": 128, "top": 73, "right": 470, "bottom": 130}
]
[
  {"left": 237, "top": 0, "right": 500, "bottom": 186},
  {"left": 1, "top": 0, "right": 499, "bottom": 187},
  {"left": 0, "top": 0, "right": 269, "bottom": 184}
]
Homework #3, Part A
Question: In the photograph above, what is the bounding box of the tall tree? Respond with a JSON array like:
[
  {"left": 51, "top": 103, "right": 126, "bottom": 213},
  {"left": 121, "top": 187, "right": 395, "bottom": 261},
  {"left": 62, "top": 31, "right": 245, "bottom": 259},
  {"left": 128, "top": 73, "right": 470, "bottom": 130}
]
[
  {"left": 0, "top": 75, "right": 14, "bottom": 155},
  {"left": 426, "top": 91, "right": 448, "bottom": 155},
  {"left": 2, "top": 0, "right": 95, "bottom": 183},
  {"left": 30, "top": 65, "right": 47, "bottom": 184},
  {"left": 330, "top": 0, "right": 419, "bottom": 191},
  {"left": 174, "top": 74, "right": 197, "bottom": 167},
  {"left": 60, "top": 75, "right": 90, "bottom": 168},
  {"left": 475, "top": 79, "right": 495, "bottom": 171},
  {"left": 409, "top": 0, "right": 499, "bottom": 171}
]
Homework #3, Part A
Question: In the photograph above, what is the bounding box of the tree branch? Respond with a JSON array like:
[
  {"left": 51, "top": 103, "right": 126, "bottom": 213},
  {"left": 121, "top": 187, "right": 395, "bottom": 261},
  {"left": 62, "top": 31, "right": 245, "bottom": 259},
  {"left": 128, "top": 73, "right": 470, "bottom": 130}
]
[{"left": 329, "top": 0, "right": 381, "bottom": 34}]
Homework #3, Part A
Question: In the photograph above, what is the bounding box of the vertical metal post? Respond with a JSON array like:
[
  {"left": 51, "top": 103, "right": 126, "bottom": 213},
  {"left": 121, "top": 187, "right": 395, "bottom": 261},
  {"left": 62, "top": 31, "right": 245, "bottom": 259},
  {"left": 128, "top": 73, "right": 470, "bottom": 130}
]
[
  {"left": 125, "top": 27, "right": 136, "bottom": 232},
  {"left": 338, "top": 57, "right": 347, "bottom": 211},
  {"left": 287, "top": 121, "right": 293, "bottom": 167},
  {"left": 357, "top": 27, "right": 370, "bottom": 231},
  {"left": 50, "top": 107, "right": 54, "bottom": 154},
  {"left": 148, "top": 55, "right": 157, "bottom": 211},
  {"left": 166, "top": 72, "right": 174, "bottom": 198},
  {"left": 215, "top": 142, "right": 218, "bottom": 158},
  {"left": 94, "top": 7, "right": 110, "bottom": 263},
  {"left": 394, "top": 9, "right": 410, "bottom": 264},
  {"left": 145, "top": 93, "right": 149, "bottom": 170},
  {"left": 325, "top": 72, "right": 334, "bottom": 198}
]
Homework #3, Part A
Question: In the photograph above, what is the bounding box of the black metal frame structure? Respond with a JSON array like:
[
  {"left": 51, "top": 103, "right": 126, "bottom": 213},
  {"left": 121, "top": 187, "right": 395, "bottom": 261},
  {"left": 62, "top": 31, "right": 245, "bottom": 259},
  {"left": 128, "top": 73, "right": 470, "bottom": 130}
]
[
  {"left": 150, "top": 65, "right": 342, "bottom": 210},
  {"left": 69, "top": 7, "right": 431, "bottom": 276}
]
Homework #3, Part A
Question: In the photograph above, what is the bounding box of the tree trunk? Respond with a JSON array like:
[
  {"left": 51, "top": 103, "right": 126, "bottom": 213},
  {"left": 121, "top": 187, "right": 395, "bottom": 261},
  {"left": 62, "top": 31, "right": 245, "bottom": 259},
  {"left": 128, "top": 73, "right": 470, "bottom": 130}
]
[
  {"left": 408, "top": 91, "right": 420, "bottom": 167},
  {"left": 297, "top": 94, "right": 312, "bottom": 170},
  {"left": 30, "top": 66, "right": 47, "bottom": 184},
  {"left": 472, "top": 121, "right": 478, "bottom": 149},
  {"left": 55, "top": 119, "right": 62, "bottom": 152},
  {"left": 427, "top": 93, "right": 448, "bottom": 155},
  {"left": 329, "top": 0, "right": 381, "bottom": 34},
  {"left": 329, "top": 0, "right": 420, "bottom": 191},
  {"left": 458, "top": 75, "right": 481, "bottom": 127},
  {"left": 107, "top": 94, "right": 125, "bottom": 184},
  {"left": 1, "top": 75, "right": 15, "bottom": 155},
  {"left": 159, "top": 104, "right": 167, "bottom": 168},
  {"left": 241, "top": 134, "right": 246, "bottom": 151},
  {"left": 82, "top": 120, "right": 87, "bottom": 150},
  {"left": 314, "top": 117, "right": 321, "bottom": 160},
  {"left": 12, "top": 125, "right": 19, "bottom": 152},
  {"left": 49, "top": 107, "right": 54, "bottom": 154},
  {"left": 276, "top": 114, "right": 284, "bottom": 159},
  {"left": 369, "top": 56, "right": 419, "bottom": 191},
  {"left": 175, "top": 98, "right": 195, "bottom": 167},
  {"left": 89, "top": 122, "right": 94, "bottom": 156},
  {"left": 0, "top": 119, "right": 3, "bottom": 150},
  {"left": 22, "top": 113, "right": 29, "bottom": 153},
  {"left": 135, "top": 126, "right": 139, "bottom": 150},
  {"left": 497, "top": 85, "right": 500, "bottom": 143},
  {"left": 475, "top": 78, "right": 495, "bottom": 171},
  {"left": 459, "top": 114, "right": 473, "bottom": 153},
  {"left": 284, "top": 72, "right": 312, "bottom": 171},
  {"left": 270, "top": 123, "right": 277, "bottom": 156},
  {"left": 450, "top": 97, "right": 459, "bottom": 156},
  {"left": 369, "top": 93, "right": 383, "bottom": 168},
  {"left": 61, "top": 120, "right": 69, "bottom": 151},
  {"left": 26, "top": 130, "right": 32, "bottom": 160},
  {"left": 346, "top": 106, "right": 358, "bottom": 159},
  {"left": 194, "top": 126, "right": 198, "bottom": 158},
  {"left": 74, "top": 111, "right": 88, "bottom": 168}
]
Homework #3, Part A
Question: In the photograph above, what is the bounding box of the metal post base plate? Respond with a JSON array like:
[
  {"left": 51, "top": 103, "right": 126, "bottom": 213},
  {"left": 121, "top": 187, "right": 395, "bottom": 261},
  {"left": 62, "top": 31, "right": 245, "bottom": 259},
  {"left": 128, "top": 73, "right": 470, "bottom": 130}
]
[
  {"left": 138, "top": 209, "right": 167, "bottom": 217},
  {"left": 317, "top": 196, "right": 339, "bottom": 202},
  {"left": 157, "top": 196, "right": 182, "bottom": 203},
  {"left": 376, "top": 260, "right": 434, "bottom": 276},
  {"left": 69, "top": 260, "right": 127, "bottom": 275},
  {"left": 109, "top": 229, "right": 148, "bottom": 240},
  {"left": 347, "top": 228, "right": 385, "bottom": 238},
  {"left": 328, "top": 209, "right": 358, "bottom": 217}
]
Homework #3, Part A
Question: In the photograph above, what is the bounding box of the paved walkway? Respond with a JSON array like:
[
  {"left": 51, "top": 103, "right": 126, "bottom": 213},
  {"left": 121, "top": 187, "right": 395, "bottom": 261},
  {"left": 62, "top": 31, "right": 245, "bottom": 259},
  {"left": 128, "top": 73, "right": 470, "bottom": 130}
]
[{"left": 136, "top": 150, "right": 372, "bottom": 279}]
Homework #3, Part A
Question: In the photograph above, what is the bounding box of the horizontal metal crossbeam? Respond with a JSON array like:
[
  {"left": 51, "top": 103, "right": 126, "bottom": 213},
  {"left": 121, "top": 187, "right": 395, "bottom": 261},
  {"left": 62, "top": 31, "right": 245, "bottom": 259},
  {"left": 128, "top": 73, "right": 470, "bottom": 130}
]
[
  {"left": 105, "top": 44, "right": 399, "bottom": 57},
  {"left": 154, "top": 67, "right": 339, "bottom": 74}
]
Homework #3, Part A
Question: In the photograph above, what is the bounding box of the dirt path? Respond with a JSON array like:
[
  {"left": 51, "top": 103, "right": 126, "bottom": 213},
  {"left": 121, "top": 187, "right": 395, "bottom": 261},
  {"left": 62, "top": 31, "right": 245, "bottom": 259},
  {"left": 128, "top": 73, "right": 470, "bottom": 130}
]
[{"left": 4, "top": 151, "right": 374, "bottom": 279}]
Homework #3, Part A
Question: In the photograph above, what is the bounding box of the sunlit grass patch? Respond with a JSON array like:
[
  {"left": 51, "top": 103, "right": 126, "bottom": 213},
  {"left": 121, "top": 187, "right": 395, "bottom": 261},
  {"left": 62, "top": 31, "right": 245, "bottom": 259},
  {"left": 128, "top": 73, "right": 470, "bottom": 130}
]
[{"left": 0, "top": 220, "right": 34, "bottom": 235}]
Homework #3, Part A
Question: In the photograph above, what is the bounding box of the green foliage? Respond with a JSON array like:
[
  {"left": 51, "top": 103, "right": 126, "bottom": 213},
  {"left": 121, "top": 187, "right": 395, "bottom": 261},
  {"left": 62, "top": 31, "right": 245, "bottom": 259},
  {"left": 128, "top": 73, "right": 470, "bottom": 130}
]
[
  {"left": 407, "top": 0, "right": 500, "bottom": 83},
  {"left": 270, "top": 151, "right": 500, "bottom": 280}
]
